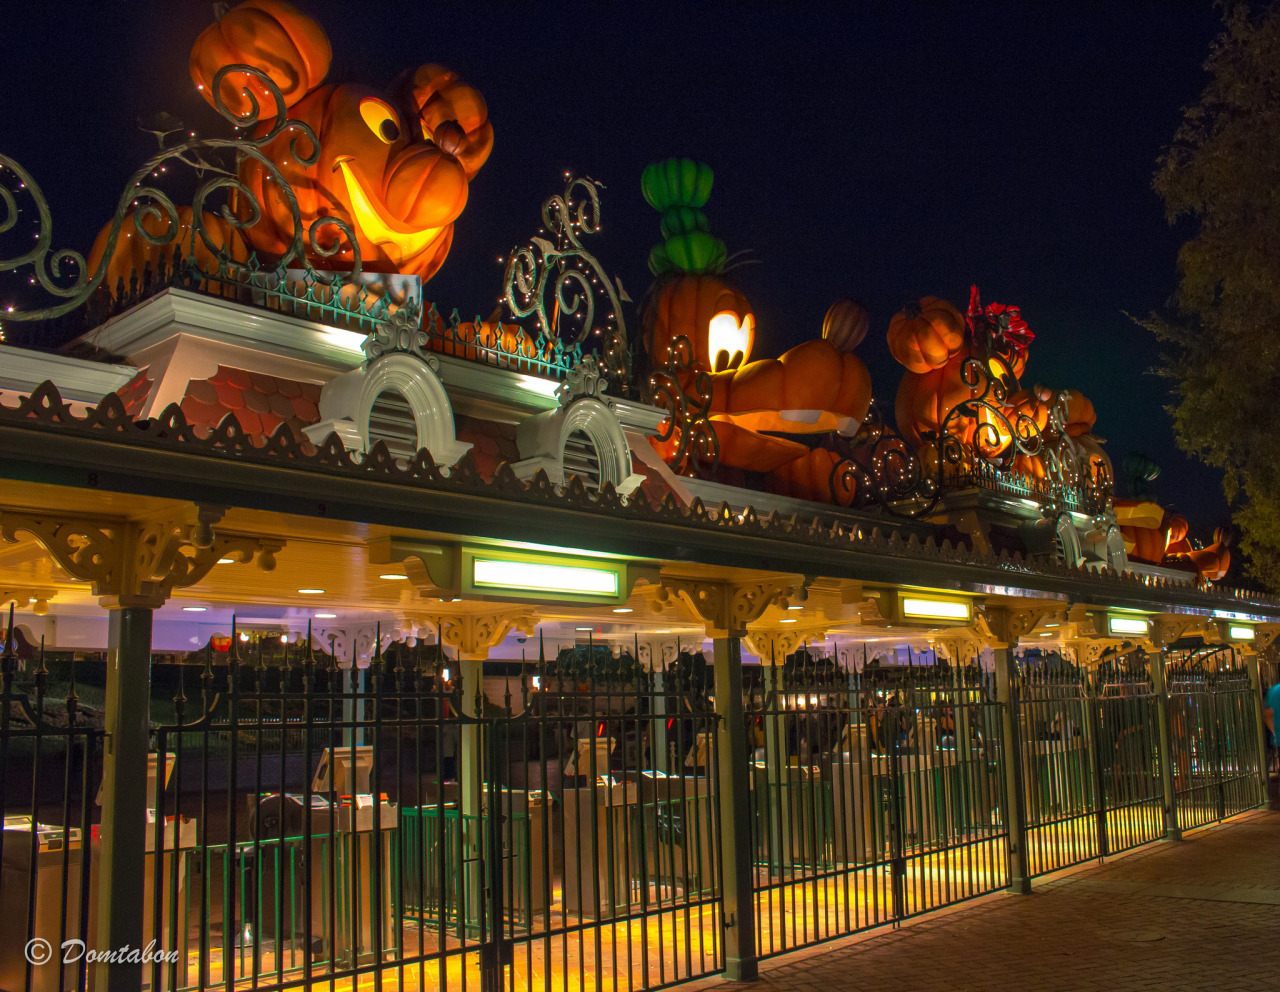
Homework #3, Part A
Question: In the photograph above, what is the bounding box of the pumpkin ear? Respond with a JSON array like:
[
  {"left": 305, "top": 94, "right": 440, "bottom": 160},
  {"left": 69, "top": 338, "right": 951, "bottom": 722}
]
[
  {"left": 399, "top": 64, "right": 493, "bottom": 178},
  {"left": 190, "top": 0, "right": 332, "bottom": 120}
]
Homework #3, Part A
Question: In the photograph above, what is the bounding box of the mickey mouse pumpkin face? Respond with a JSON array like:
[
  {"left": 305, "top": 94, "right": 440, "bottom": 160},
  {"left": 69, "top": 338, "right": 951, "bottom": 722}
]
[{"left": 190, "top": 0, "right": 492, "bottom": 280}]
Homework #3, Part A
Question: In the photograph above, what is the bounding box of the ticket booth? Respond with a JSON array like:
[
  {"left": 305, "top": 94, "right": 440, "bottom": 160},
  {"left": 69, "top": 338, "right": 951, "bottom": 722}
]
[{"left": 561, "top": 739, "right": 636, "bottom": 920}]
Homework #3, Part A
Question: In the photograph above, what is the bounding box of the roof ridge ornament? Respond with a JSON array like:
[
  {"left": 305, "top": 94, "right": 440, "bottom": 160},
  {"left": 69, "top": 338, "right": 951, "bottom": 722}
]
[{"left": 363, "top": 300, "right": 434, "bottom": 366}]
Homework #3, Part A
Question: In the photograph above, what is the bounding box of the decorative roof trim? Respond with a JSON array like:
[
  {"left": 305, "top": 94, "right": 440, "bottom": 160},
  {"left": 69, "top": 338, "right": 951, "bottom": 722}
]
[{"left": 1, "top": 379, "right": 1276, "bottom": 618}]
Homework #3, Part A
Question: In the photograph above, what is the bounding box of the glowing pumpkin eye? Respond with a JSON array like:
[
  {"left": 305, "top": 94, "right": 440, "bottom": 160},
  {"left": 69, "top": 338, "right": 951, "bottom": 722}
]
[{"left": 359, "top": 98, "right": 401, "bottom": 144}]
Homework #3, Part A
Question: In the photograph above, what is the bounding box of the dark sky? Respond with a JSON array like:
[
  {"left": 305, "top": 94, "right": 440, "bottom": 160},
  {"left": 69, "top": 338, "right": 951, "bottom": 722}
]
[{"left": 0, "top": 1, "right": 1230, "bottom": 535}]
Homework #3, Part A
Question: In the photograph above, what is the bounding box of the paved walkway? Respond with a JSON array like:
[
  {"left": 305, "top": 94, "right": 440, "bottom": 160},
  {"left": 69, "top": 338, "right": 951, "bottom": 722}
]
[{"left": 701, "top": 809, "right": 1280, "bottom": 992}]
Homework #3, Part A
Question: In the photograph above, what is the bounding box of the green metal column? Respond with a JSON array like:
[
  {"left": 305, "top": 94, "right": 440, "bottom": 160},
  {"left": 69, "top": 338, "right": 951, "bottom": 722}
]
[
  {"left": 459, "top": 656, "right": 485, "bottom": 934},
  {"left": 96, "top": 606, "right": 153, "bottom": 992},
  {"left": 761, "top": 662, "right": 792, "bottom": 874},
  {"left": 651, "top": 669, "right": 670, "bottom": 772},
  {"left": 1148, "top": 651, "right": 1182, "bottom": 840},
  {"left": 993, "top": 645, "right": 1030, "bottom": 894},
  {"left": 1246, "top": 654, "right": 1269, "bottom": 807},
  {"left": 712, "top": 635, "right": 757, "bottom": 981}
]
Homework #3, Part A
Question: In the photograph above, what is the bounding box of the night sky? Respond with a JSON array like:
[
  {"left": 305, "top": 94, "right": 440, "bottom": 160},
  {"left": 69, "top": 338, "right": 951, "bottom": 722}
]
[{"left": 1, "top": 1, "right": 1230, "bottom": 535}]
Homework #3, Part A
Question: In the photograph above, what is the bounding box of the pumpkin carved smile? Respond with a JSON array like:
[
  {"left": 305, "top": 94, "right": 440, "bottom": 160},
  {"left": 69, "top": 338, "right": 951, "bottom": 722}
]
[{"left": 331, "top": 155, "right": 446, "bottom": 261}]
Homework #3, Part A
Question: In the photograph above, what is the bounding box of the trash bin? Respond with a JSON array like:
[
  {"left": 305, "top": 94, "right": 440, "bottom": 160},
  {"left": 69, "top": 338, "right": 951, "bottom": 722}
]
[{"left": 0, "top": 818, "right": 86, "bottom": 992}]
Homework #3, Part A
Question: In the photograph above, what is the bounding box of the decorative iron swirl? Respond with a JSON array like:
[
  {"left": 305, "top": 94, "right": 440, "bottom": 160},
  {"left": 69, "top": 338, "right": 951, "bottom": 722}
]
[
  {"left": 502, "top": 175, "right": 631, "bottom": 387},
  {"left": 829, "top": 399, "right": 941, "bottom": 517},
  {"left": 646, "top": 334, "right": 719, "bottom": 476},
  {"left": 1, "top": 64, "right": 359, "bottom": 322}
]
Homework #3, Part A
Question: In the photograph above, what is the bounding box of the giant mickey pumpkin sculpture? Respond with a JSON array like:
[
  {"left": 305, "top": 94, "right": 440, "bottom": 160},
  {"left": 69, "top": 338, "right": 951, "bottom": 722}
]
[
  {"left": 90, "top": 0, "right": 491, "bottom": 284},
  {"left": 641, "top": 160, "right": 873, "bottom": 502}
]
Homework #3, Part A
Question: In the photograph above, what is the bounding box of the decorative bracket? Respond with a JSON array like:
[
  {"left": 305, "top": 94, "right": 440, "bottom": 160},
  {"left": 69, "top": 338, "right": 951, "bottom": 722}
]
[
  {"left": 653, "top": 576, "right": 802, "bottom": 638},
  {"left": 1149, "top": 614, "right": 1203, "bottom": 650},
  {"left": 1065, "top": 636, "right": 1129, "bottom": 667},
  {"left": 743, "top": 623, "right": 829, "bottom": 663},
  {"left": 437, "top": 608, "right": 538, "bottom": 660},
  {"left": 0, "top": 509, "right": 283, "bottom": 609},
  {"left": 0, "top": 588, "right": 58, "bottom": 616},
  {"left": 979, "top": 603, "right": 1056, "bottom": 648}
]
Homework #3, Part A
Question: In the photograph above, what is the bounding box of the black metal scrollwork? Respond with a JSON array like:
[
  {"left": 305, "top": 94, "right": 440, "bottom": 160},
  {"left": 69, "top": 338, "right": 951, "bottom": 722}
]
[
  {"left": 645, "top": 334, "right": 719, "bottom": 477},
  {"left": 502, "top": 174, "right": 632, "bottom": 387},
  {"left": 1, "top": 64, "right": 361, "bottom": 324}
]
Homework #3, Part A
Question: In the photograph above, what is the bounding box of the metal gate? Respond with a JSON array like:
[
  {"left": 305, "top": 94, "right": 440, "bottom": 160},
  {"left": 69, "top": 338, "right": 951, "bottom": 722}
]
[
  {"left": 1018, "top": 649, "right": 1164, "bottom": 876},
  {"left": 1166, "top": 647, "right": 1264, "bottom": 832},
  {"left": 1018, "top": 654, "right": 1098, "bottom": 876},
  {"left": 137, "top": 633, "right": 724, "bottom": 992},
  {"left": 0, "top": 636, "right": 102, "bottom": 992},
  {"left": 745, "top": 653, "right": 1007, "bottom": 958},
  {"left": 1091, "top": 654, "right": 1165, "bottom": 855}
]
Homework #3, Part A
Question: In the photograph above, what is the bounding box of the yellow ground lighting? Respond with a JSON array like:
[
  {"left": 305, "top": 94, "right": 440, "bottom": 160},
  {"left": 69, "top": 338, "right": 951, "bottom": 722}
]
[
  {"left": 901, "top": 597, "right": 971, "bottom": 622},
  {"left": 472, "top": 558, "right": 620, "bottom": 597}
]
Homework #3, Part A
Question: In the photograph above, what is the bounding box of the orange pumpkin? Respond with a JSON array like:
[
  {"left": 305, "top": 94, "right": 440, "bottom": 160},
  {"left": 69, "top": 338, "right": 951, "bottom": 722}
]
[
  {"left": 709, "top": 339, "right": 872, "bottom": 436},
  {"left": 190, "top": 0, "right": 332, "bottom": 119},
  {"left": 428, "top": 318, "right": 554, "bottom": 366},
  {"left": 87, "top": 206, "right": 248, "bottom": 298},
  {"left": 1180, "top": 527, "right": 1231, "bottom": 582},
  {"left": 1011, "top": 452, "right": 1049, "bottom": 481},
  {"left": 190, "top": 0, "right": 490, "bottom": 282},
  {"left": 645, "top": 274, "right": 755, "bottom": 373},
  {"left": 1075, "top": 433, "right": 1113, "bottom": 487},
  {"left": 1006, "top": 387, "right": 1052, "bottom": 444},
  {"left": 895, "top": 350, "right": 985, "bottom": 449},
  {"left": 1060, "top": 390, "right": 1097, "bottom": 437},
  {"left": 397, "top": 64, "right": 493, "bottom": 179},
  {"left": 822, "top": 299, "right": 869, "bottom": 353},
  {"left": 766, "top": 448, "right": 850, "bottom": 506},
  {"left": 886, "top": 296, "right": 966, "bottom": 374},
  {"left": 706, "top": 421, "right": 807, "bottom": 473}
]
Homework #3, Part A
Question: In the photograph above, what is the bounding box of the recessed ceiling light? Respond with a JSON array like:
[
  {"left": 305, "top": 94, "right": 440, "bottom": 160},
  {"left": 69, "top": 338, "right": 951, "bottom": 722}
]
[
  {"left": 787, "top": 604, "right": 803, "bottom": 611},
  {"left": 780, "top": 618, "right": 798, "bottom": 624},
  {"left": 1044, "top": 623, "right": 1060, "bottom": 628},
  {"left": 1040, "top": 632, "right": 1053, "bottom": 637},
  {"left": 298, "top": 588, "right": 325, "bottom": 595},
  {"left": 182, "top": 606, "right": 207, "bottom": 612},
  {"left": 216, "top": 558, "right": 234, "bottom": 565},
  {"left": 379, "top": 573, "right": 407, "bottom": 580},
  {"left": 612, "top": 607, "right": 633, "bottom": 613},
  {"left": 315, "top": 612, "right": 337, "bottom": 619},
  {"left": 575, "top": 626, "right": 595, "bottom": 631}
]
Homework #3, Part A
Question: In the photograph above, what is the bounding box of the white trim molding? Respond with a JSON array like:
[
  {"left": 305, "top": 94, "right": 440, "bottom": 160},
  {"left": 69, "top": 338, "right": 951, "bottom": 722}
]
[{"left": 0, "top": 346, "right": 138, "bottom": 403}]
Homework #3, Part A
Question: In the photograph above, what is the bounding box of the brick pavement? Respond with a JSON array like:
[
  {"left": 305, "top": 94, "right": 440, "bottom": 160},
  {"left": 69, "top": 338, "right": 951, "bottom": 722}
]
[{"left": 696, "top": 809, "right": 1280, "bottom": 992}]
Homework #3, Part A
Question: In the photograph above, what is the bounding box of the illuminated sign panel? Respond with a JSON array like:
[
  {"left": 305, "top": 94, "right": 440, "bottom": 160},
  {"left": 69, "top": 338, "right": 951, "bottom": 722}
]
[
  {"left": 901, "top": 597, "right": 971, "bottom": 622},
  {"left": 472, "top": 558, "right": 620, "bottom": 597},
  {"left": 1228, "top": 625, "right": 1255, "bottom": 641},
  {"left": 1108, "top": 615, "right": 1149, "bottom": 636}
]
